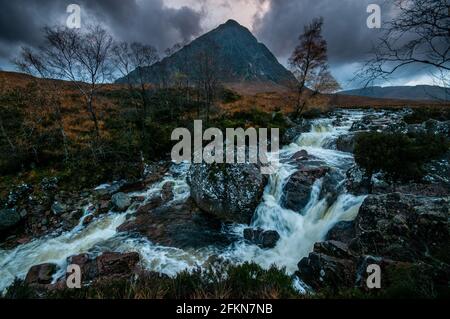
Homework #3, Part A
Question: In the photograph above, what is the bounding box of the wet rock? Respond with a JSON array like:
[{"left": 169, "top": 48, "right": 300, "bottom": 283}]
[
  {"left": 82, "top": 214, "right": 94, "bottom": 226},
  {"left": 345, "top": 165, "right": 368, "bottom": 195},
  {"left": 66, "top": 252, "right": 140, "bottom": 283},
  {"left": 407, "top": 119, "right": 450, "bottom": 136},
  {"left": 335, "top": 133, "right": 356, "bottom": 153},
  {"left": 97, "top": 200, "right": 110, "bottom": 215},
  {"left": 345, "top": 165, "right": 389, "bottom": 195},
  {"left": 161, "top": 181, "right": 174, "bottom": 202},
  {"left": 423, "top": 150, "right": 450, "bottom": 187},
  {"left": 296, "top": 192, "right": 450, "bottom": 292},
  {"left": 313, "top": 240, "right": 354, "bottom": 259},
  {"left": 118, "top": 180, "right": 147, "bottom": 193},
  {"left": 188, "top": 162, "right": 266, "bottom": 224},
  {"left": 0, "top": 208, "right": 23, "bottom": 231},
  {"left": 7, "top": 184, "right": 33, "bottom": 207},
  {"left": 144, "top": 162, "right": 170, "bottom": 184},
  {"left": 296, "top": 252, "right": 356, "bottom": 290},
  {"left": 51, "top": 202, "right": 67, "bottom": 215},
  {"left": 243, "top": 228, "right": 280, "bottom": 248},
  {"left": 290, "top": 150, "right": 309, "bottom": 160},
  {"left": 111, "top": 192, "right": 131, "bottom": 212},
  {"left": 325, "top": 221, "right": 355, "bottom": 243},
  {"left": 25, "top": 263, "right": 57, "bottom": 285},
  {"left": 94, "top": 181, "right": 126, "bottom": 198},
  {"left": 351, "top": 193, "right": 449, "bottom": 262},
  {"left": 96, "top": 252, "right": 140, "bottom": 277},
  {"left": 282, "top": 119, "right": 311, "bottom": 144},
  {"left": 320, "top": 169, "right": 345, "bottom": 205},
  {"left": 281, "top": 166, "right": 329, "bottom": 212},
  {"left": 118, "top": 198, "right": 233, "bottom": 249},
  {"left": 350, "top": 113, "right": 406, "bottom": 133},
  {"left": 135, "top": 196, "right": 163, "bottom": 214},
  {"left": 67, "top": 253, "right": 98, "bottom": 281}
]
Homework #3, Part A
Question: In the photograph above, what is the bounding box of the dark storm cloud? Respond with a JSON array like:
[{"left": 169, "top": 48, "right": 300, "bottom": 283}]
[
  {"left": 0, "top": 0, "right": 203, "bottom": 70},
  {"left": 253, "top": 0, "right": 410, "bottom": 87},
  {"left": 254, "top": 0, "right": 388, "bottom": 63}
]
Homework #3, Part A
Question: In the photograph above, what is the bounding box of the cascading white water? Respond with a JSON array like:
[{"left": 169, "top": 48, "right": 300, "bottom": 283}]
[
  {"left": 0, "top": 166, "right": 195, "bottom": 292},
  {"left": 221, "top": 112, "right": 366, "bottom": 273},
  {"left": 0, "top": 109, "right": 367, "bottom": 293}
]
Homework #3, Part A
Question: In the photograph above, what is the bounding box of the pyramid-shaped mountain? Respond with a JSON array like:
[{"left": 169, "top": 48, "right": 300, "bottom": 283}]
[{"left": 116, "top": 20, "right": 296, "bottom": 87}]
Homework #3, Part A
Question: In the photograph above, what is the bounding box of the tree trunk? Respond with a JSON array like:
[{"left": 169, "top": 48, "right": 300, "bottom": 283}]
[{"left": 87, "top": 96, "right": 100, "bottom": 139}]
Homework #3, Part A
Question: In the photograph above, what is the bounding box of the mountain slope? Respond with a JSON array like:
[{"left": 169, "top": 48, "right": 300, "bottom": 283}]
[
  {"left": 339, "top": 85, "right": 450, "bottom": 102},
  {"left": 116, "top": 19, "right": 296, "bottom": 87}
]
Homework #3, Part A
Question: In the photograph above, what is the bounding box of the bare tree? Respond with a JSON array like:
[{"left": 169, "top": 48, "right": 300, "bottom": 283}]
[
  {"left": 289, "top": 17, "right": 339, "bottom": 117},
  {"left": 129, "top": 43, "right": 160, "bottom": 119},
  {"left": 358, "top": 0, "right": 449, "bottom": 86},
  {"left": 192, "top": 42, "right": 222, "bottom": 124},
  {"left": 111, "top": 41, "right": 159, "bottom": 159},
  {"left": 15, "top": 47, "right": 70, "bottom": 161},
  {"left": 113, "top": 42, "right": 159, "bottom": 116},
  {"left": 112, "top": 42, "right": 134, "bottom": 92},
  {"left": 309, "top": 65, "right": 341, "bottom": 97},
  {"left": 28, "top": 25, "right": 113, "bottom": 139}
]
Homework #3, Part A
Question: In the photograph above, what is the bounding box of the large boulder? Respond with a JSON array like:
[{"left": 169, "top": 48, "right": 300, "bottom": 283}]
[
  {"left": 243, "top": 228, "right": 280, "bottom": 249},
  {"left": 65, "top": 252, "right": 140, "bottom": 283},
  {"left": 320, "top": 168, "right": 345, "bottom": 205},
  {"left": 96, "top": 252, "right": 140, "bottom": 277},
  {"left": 118, "top": 198, "right": 233, "bottom": 249},
  {"left": 187, "top": 163, "right": 266, "bottom": 224},
  {"left": 325, "top": 221, "right": 355, "bottom": 243},
  {"left": 111, "top": 192, "right": 131, "bottom": 212},
  {"left": 350, "top": 193, "right": 449, "bottom": 262},
  {"left": 25, "top": 263, "right": 57, "bottom": 285},
  {"left": 0, "top": 208, "right": 23, "bottom": 231},
  {"left": 281, "top": 166, "right": 329, "bottom": 212},
  {"left": 297, "top": 193, "right": 450, "bottom": 292},
  {"left": 296, "top": 250, "right": 356, "bottom": 290},
  {"left": 335, "top": 133, "right": 356, "bottom": 153}
]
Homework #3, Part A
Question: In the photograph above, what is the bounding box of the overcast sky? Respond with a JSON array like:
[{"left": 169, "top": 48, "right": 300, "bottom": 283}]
[{"left": 0, "top": 0, "right": 443, "bottom": 89}]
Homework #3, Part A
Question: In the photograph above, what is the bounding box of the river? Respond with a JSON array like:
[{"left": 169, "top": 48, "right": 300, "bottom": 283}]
[{"left": 0, "top": 109, "right": 368, "bottom": 293}]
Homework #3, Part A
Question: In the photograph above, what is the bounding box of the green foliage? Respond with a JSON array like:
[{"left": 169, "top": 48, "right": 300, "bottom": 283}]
[
  {"left": 5, "top": 261, "right": 448, "bottom": 299},
  {"left": 301, "top": 108, "right": 325, "bottom": 119},
  {"left": 3, "top": 262, "right": 301, "bottom": 299},
  {"left": 382, "top": 264, "right": 442, "bottom": 299},
  {"left": 214, "top": 108, "right": 288, "bottom": 134},
  {"left": 354, "top": 132, "right": 449, "bottom": 187},
  {"left": 220, "top": 88, "right": 242, "bottom": 104},
  {"left": 3, "top": 279, "right": 40, "bottom": 299}
]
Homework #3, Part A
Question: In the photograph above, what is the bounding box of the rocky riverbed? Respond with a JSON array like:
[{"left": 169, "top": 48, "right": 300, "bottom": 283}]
[{"left": 0, "top": 108, "right": 449, "bottom": 296}]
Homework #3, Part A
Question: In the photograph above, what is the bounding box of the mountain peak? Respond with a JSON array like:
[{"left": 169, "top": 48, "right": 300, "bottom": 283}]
[
  {"left": 224, "top": 19, "right": 240, "bottom": 26},
  {"left": 216, "top": 19, "right": 251, "bottom": 34},
  {"left": 117, "top": 20, "right": 296, "bottom": 87}
]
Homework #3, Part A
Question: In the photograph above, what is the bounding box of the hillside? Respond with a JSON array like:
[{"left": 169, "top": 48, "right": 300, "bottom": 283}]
[{"left": 339, "top": 85, "right": 450, "bottom": 102}]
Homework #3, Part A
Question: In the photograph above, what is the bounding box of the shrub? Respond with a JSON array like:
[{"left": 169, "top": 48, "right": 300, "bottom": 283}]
[
  {"left": 220, "top": 88, "right": 242, "bottom": 104},
  {"left": 3, "top": 263, "right": 301, "bottom": 299},
  {"left": 404, "top": 108, "right": 450, "bottom": 124},
  {"left": 354, "top": 132, "right": 449, "bottom": 191}
]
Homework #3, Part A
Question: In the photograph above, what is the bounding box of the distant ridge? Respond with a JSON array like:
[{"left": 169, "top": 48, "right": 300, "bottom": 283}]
[
  {"left": 338, "top": 85, "right": 450, "bottom": 102},
  {"left": 116, "top": 19, "right": 296, "bottom": 88}
]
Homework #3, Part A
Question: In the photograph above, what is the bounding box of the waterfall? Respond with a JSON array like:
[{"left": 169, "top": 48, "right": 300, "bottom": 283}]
[
  {"left": 0, "top": 109, "right": 367, "bottom": 293},
  {"left": 221, "top": 111, "right": 366, "bottom": 273}
]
